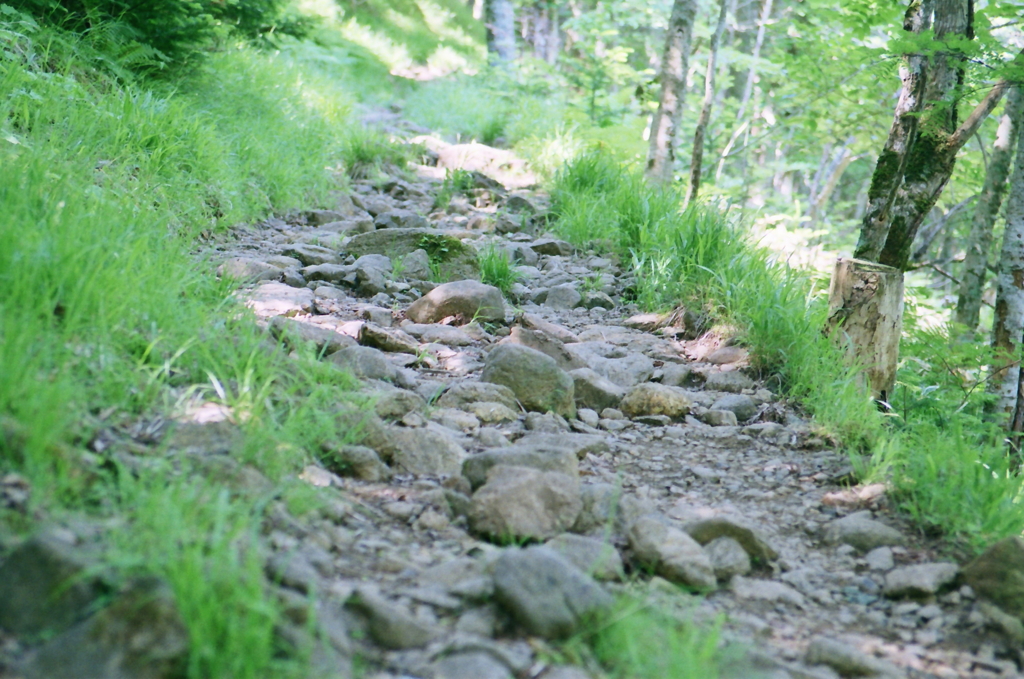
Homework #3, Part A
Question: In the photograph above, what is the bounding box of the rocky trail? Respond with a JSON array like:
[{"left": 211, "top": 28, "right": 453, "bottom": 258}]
[{"left": 3, "top": 114, "right": 1023, "bottom": 679}]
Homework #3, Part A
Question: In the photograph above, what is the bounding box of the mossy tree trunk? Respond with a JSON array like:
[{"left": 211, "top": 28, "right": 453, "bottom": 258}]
[
  {"left": 646, "top": 0, "right": 698, "bottom": 184},
  {"left": 988, "top": 127, "right": 1024, "bottom": 416},
  {"left": 956, "top": 87, "right": 1024, "bottom": 331}
]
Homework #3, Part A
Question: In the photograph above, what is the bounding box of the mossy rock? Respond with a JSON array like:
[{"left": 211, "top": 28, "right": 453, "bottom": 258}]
[{"left": 342, "top": 228, "right": 478, "bottom": 281}]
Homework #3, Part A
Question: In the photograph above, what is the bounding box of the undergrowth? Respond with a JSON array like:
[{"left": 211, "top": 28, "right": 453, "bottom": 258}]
[
  {"left": 549, "top": 151, "right": 1024, "bottom": 551},
  {"left": 479, "top": 243, "right": 522, "bottom": 296}
]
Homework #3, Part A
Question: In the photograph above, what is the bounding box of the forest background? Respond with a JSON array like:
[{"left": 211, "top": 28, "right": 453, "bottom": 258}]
[{"left": 2, "top": 0, "right": 1024, "bottom": 676}]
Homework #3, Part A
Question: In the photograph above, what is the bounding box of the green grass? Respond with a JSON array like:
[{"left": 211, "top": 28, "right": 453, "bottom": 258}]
[
  {"left": 479, "top": 244, "right": 522, "bottom": 296},
  {"left": 0, "top": 13, "right": 380, "bottom": 677}
]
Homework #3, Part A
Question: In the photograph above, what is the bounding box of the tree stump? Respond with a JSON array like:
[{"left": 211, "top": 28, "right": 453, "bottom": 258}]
[{"left": 825, "top": 258, "right": 905, "bottom": 404}]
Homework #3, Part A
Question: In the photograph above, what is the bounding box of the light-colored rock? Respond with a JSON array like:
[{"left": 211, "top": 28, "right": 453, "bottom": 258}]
[
  {"left": 546, "top": 534, "right": 624, "bottom": 581},
  {"left": 219, "top": 257, "right": 281, "bottom": 282},
  {"left": 628, "top": 515, "right": 716, "bottom": 590},
  {"left": 469, "top": 466, "right": 582, "bottom": 541},
  {"left": 710, "top": 394, "right": 757, "bottom": 422},
  {"left": 823, "top": 512, "right": 904, "bottom": 553},
  {"left": 328, "top": 345, "right": 398, "bottom": 381},
  {"left": 399, "top": 248, "right": 432, "bottom": 280},
  {"left": 432, "top": 651, "right": 513, "bottom": 679},
  {"left": 883, "top": 563, "right": 959, "bottom": 598},
  {"left": 322, "top": 445, "right": 391, "bottom": 482},
  {"left": 407, "top": 280, "right": 505, "bottom": 324},
  {"left": 544, "top": 284, "right": 583, "bottom": 310},
  {"left": 705, "top": 537, "right": 752, "bottom": 580},
  {"left": 466, "top": 401, "right": 519, "bottom": 424},
  {"left": 804, "top": 637, "right": 904, "bottom": 678},
  {"left": 619, "top": 383, "right": 691, "bottom": 419},
  {"left": 492, "top": 546, "right": 612, "bottom": 639},
  {"left": 437, "top": 382, "right": 518, "bottom": 411},
  {"left": 481, "top": 344, "right": 575, "bottom": 418},
  {"left": 570, "top": 368, "right": 626, "bottom": 411},
  {"left": 358, "top": 323, "right": 419, "bottom": 354},
  {"left": 517, "top": 433, "right": 610, "bottom": 460},
  {"left": 731, "top": 576, "right": 806, "bottom": 607},
  {"left": 372, "top": 423, "right": 466, "bottom": 476},
  {"left": 245, "top": 282, "right": 314, "bottom": 317},
  {"left": 704, "top": 370, "right": 755, "bottom": 393},
  {"left": 462, "top": 444, "right": 578, "bottom": 490},
  {"left": 269, "top": 316, "right": 356, "bottom": 354},
  {"left": 505, "top": 326, "right": 583, "bottom": 371},
  {"left": 682, "top": 517, "right": 779, "bottom": 562},
  {"left": 865, "top": 547, "right": 895, "bottom": 572},
  {"left": 701, "top": 410, "right": 738, "bottom": 427},
  {"left": 346, "top": 587, "right": 435, "bottom": 649}
]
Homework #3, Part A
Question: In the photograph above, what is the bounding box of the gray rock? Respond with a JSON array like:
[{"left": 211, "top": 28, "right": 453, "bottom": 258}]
[
  {"left": 700, "top": 410, "right": 738, "bottom": 427},
  {"left": 731, "top": 576, "right": 806, "bottom": 607},
  {"left": 323, "top": 445, "right": 392, "bottom": 481},
  {"left": 328, "top": 345, "right": 398, "bottom": 381},
  {"left": 660, "top": 363, "right": 698, "bottom": 388},
  {"left": 374, "top": 209, "right": 428, "bottom": 230},
  {"left": 303, "top": 263, "right": 351, "bottom": 285},
  {"left": 619, "top": 383, "right": 691, "bottom": 419},
  {"left": 218, "top": 257, "right": 281, "bottom": 282},
  {"left": 710, "top": 394, "right": 757, "bottom": 422},
  {"left": 463, "top": 444, "right": 579, "bottom": 490},
  {"left": 542, "top": 668, "right": 593, "bottom": 679},
  {"left": 467, "top": 401, "right": 519, "bottom": 424},
  {"left": 805, "top": 637, "right": 904, "bottom": 678},
  {"left": 433, "top": 651, "right": 513, "bottom": 679},
  {"left": 573, "top": 483, "right": 653, "bottom": 535},
  {"left": 269, "top": 316, "right": 356, "bottom": 354},
  {"left": 343, "top": 228, "right": 479, "bottom": 280},
  {"left": 407, "top": 280, "right": 505, "bottom": 324},
  {"left": 506, "top": 326, "right": 583, "bottom": 372},
  {"left": 306, "top": 208, "right": 351, "bottom": 225},
  {"left": 359, "top": 322, "right": 419, "bottom": 354},
  {"left": 481, "top": 344, "right": 575, "bottom": 419},
  {"left": 883, "top": 563, "right": 959, "bottom": 598},
  {"left": 284, "top": 244, "right": 340, "bottom": 266},
  {"left": 823, "top": 512, "right": 904, "bottom": 553},
  {"left": 628, "top": 515, "right": 716, "bottom": 590},
  {"left": 406, "top": 323, "right": 475, "bottom": 346},
  {"left": 437, "top": 382, "right": 518, "bottom": 411},
  {"left": 570, "top": 368, "right": 626, "bottom": 411},
  {"left": 706, "top": 537, "right": 752, "bottom": 580},
  {"left": 373, "top": 424, "right": 466, "bottom": 476},
  {"left": 703, "top": 370, "right": 755, "bottom": 393},
  {"left": 493, "top": 546, "right": 612, "bottom": 639},
  {"left": 865, "top": 547, "right": 895, "bottom": 572},
  {"left": 529, "top": 238, "right": 574, "bottom": 257},
  {"left": 371, "top": 386, "right": 427, "bottom": 420},
  {"left": 346, "top": 587, "right": 435, "bottom": 649},
  {"left": 517, "top": 433, "right": 610, "bottom": 460},
  {"left": 246, "top": 282, "right": 315, "bottom": 317},
  {"left": 582, "top": 291, "right": 615, "bottom": 310},
  {"left": 0, "top": 532, "right": 104, "bottom": 636},
  {"left": 400, "top": 248, "right": 433, "bottom": 280},
  {"left": 546, "top": 534, "right": 624, "bottom": 581},
  {"left": 469, "top": 466, "right": 582, "bottom": 541},
  {"left": 682, "top": 517, "right": 779, "bottom": 562},
  {"left": 962, "top": 537, "right": 1024, "bottom": 620},
  {"left": 20, "top": 578, "right": 188, "bottom": 679},
  {"left": 544, "top": 284, "right": 583, "bottom": 310},
  {"left": 524, "top": 411, "right": 570, "bottom": 432}
]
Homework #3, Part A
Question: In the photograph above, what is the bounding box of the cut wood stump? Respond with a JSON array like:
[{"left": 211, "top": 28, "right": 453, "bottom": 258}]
[{"left": 825, "top": 257, "right": 905, "bottom": 404}]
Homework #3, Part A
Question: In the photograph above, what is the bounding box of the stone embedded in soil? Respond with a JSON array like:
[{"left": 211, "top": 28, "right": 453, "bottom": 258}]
[
  {"left": 619, "top": 383, "right": 691, "bottom": 419},
  {"left": 346, "top": 587, "right": 436, "bottom": 650},
  {"left": 628, "top": 515, "right": 716, "bottom": 590},
  {"left": 517, "top": 432, "right": 610, "bottom": 459},
  {"left": 283, "top": 243, "right": 339, "bottom": 266},
  {"left": 358, "top": 323, "right": 420, "bottom": 354},
  {"left": 462, "top": 444, "right": 579, "bottom": 490},
  {"left": 710, "top": 393, "right": 758, "bottom": 422},
  {"left": 703, "top": 370, "right": 755, "bottom": 393},
  {"left": 481, "top": 344, "right": 575, "bottom": 419},
  {"left": 404, "top": 322, "right": 475, "bottom": 346},
  {"left": 321, "top": 444, "right": 392, "bottom": 482},
  {"left": 505, "top": 326, "right": 583, "bottom": 371},
  {"left": 372, "top": 423, "right": 466, "bottom": 476},
  {"left": 804, "top": 637, "right": 904, "bottom": 679},
  {"left": 246, "top": 282, "right": 314, "bottom": 317},
  {"left": 466, "top": 401, "right": 519, "bottom": 423},
  {"left": 823, "top": 512, "right": 905, "bottom": 553},
  {"left": 469, "top": 465, "right": 582, "bottom": 541},
  {"left": 545, "top": 533, "right": 624, "bottom": 581},
  {"left": 731, "top": 576, "right": 806, "bottom": 608},
  {"left": 570, "top": 368, "right": 626, "bottom": 411},
  {"left": 406, "top": 279, "right": 505, "bottom": 324},
  {"left": 706, "top": 536, "right": 752, "bottom": 580},
  {"left": 681, "top": 517, "right": 779, "bottom": 562},
  {"left": 492, "top": 546, "right": 612, "bottom": 639},
  {"left": 269, "top": 316, "right": 356, "bottom": 354},
  {"left": 519, "top": 313, "right": 579, "bottom": 343},
  {"left": 543, "top": 284, "right": 583, "bottom": 310},
  {"left": 700, "top": 409, "right": 739, "bottom": 427},
  {"left": 219, "top": 257, "right": 283, "bottom": 283},
  {"left": 374, "top": 208, "right": 428, "bottom": 230},
  {"left": 883, "top": 562, "right": 959, "bottom": 599},
  {"left": 328, "top": 345, "right": 398, "bottom": 382},
  {"left": 961, "top": 537, "right": 1024, "bottom": 620},
  {"left": 573, "top": 483, "right": 653, "bottom": 535},
  {"left": 436, "top": 381, "right": 518, "bottom": 411},
  {"left": 19, "top": 577, "right": 189, "bottom": 679},
  {"left": 529, "top": 238, "right": 573, "bottom": 257},
  {"left": 0, "top": 532, "right": 106, "bottom": 636}
]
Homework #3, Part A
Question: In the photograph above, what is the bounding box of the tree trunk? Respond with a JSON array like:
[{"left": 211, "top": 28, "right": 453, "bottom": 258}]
[
  {"left": 646, "top": 0, "right": 699, "bottom": 184},
  {"left": 486, "top": 0, "right": 517, "bottom": 63},
  {"left": 809, "top": 140, "right": 857, "bottom": 227},
  {"left": 714, "top": 0, "right": 774, "bottom": 181},
  {"left": 956, "top": 86, "right": 1024, "bottom": 331},
  {"left": 988, "top": 124, "right": 1024, "bottom": 416},
  {"left": 825, "top": 258, "right": 906, "bottom": 403},
  {"left": 685, "top": 0, "right": 728, "bottom": 205}
]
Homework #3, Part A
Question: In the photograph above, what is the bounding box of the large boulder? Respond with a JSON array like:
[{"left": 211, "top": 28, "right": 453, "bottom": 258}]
[
  {"left": 492, "top": 547, "right": 612, "bottom": 639},
  {"left": 469, "top": 465, "right": 582, "bottom": 541},
  {"left": 962, "top": 537, "right": 1024, "bottom": 620},
  {"left": 481, "top": 344, "right": 575, "bottom": 418},
  {"left": 628, "top": 515, "right": 716, "bottom": 590},
  {"left": 20, "top": 578, "right": 189, "bottom": 679},
  {"left": 406, "top": 280, "right": 505, "bottom": 324}
]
